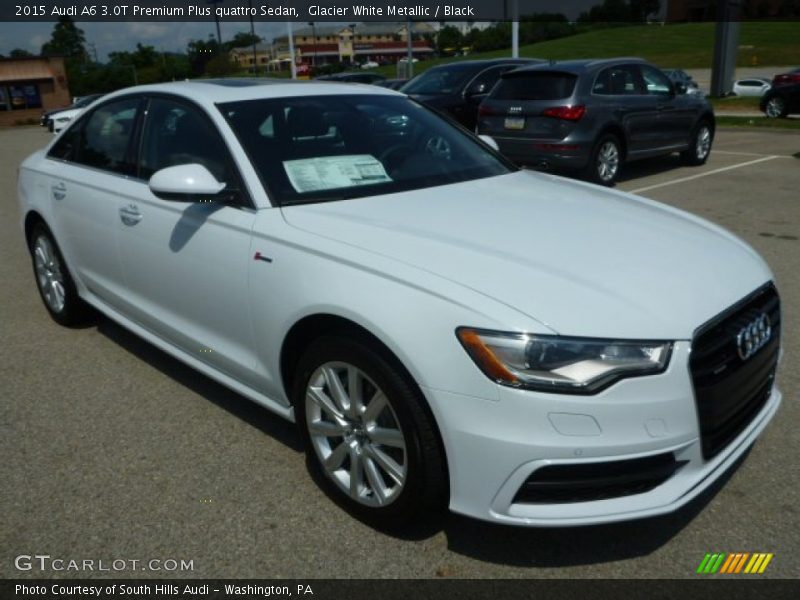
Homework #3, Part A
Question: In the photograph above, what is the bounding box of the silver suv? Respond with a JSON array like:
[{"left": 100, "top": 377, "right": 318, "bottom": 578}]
[{"left": 477, "top": 58, "right": 716, "bottom": 185}]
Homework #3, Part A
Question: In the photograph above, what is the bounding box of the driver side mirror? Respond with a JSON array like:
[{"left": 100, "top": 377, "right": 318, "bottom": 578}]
[
  {"left": 465, "top": 82, "right": 489, "bottom": 98},
  {"left": 149, "top": 164, "right": 228, "bottom": 202},
  {"left": 674, "top": 81, "right": 688, "bottom": 95}
]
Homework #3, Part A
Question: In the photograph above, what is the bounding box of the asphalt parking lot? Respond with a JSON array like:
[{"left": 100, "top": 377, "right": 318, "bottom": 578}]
[{"left": 1, "top": 126, "right": 798, "bottom": 579}]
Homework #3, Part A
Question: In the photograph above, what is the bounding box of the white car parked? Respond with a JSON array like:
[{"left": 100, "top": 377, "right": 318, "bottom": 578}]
[
  {"left": 733, "top": 78, "right": 772, "bottom": 97},
  {"left": 49, "top": 106, "right": 85, "bottom": 133},
  {"left": 18, "top": 80, "right": 782, "bottom": 527}
]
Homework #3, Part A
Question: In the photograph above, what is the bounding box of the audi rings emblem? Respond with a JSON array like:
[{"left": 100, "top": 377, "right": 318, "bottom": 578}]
[{"left": 736, "top": 313, "right": 772, "bottom": 361}]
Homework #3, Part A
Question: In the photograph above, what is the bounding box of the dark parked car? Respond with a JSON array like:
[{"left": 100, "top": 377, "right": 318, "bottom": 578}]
[
  {"left": 40, "top": 93, "right": 103, "bottom": 128},
  {"left": 315, "top": 72, "right": 386, "bottom": 84},
  {"left": 477, "top": 58, "right": 715, "bottom": 185},
  {"left": 663, "top": 68, "right": 702, "bottom": 95},
  {"left": 760, "top": 82, "right": 800, "bottom": 118},
  {"left": 400, "top": 59, "right": 542, "bottom": 130},
  {"left": 771, "top": 67, "right": 800, "bottom": 87}
]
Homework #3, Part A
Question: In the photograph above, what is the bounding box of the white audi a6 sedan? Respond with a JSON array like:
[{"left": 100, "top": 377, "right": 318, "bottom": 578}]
[{"left": 18, "top": 80, "right": 782, "bottom": 527}]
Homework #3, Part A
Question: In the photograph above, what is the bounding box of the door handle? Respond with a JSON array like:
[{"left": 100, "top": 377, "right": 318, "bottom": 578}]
[
  {"left": 51, "top": 183, "right": 67, "bottom": 201},
  {"left": 119, "top": 205, "right": 143, "bottom": 226}
]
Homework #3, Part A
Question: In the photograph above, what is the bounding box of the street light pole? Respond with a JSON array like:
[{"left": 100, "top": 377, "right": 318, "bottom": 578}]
[
  {"left": 208, "top": 0, "right": 223, "bottom": 46},
  {"left": 349, "top": 23, "right": 357, "bottom": 65},
  {"left": 248, "top": 0, "right": 258, "bottom": 76},
  {"left": 308, "top": 22, "right": 318, "bottom": 69}
]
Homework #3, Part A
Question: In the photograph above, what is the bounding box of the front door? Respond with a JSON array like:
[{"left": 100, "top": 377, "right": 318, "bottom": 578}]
[{"left": 115, "top": 96, "right": 263, "bottom": 389}]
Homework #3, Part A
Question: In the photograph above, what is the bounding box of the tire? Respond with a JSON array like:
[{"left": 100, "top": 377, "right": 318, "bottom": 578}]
[
  {"left": 293, "top": 335, "right": 447, "bottom": 528},
  {"left": 584, "top": 133, "right": 622, "bottom": 186},
  {"left": 764, "top": 96, "right": 787, "bottom": 119},
  {"left": 681, "top": 121, "right": 713, "bottom": 166},
  {"left": 29, "top": 223, "right": 92, "bottom": 326}
]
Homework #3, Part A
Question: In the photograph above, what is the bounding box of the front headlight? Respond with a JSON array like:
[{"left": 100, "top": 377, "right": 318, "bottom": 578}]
[{"left": 457, "top": 327, "right": 673, "bottom": 394}]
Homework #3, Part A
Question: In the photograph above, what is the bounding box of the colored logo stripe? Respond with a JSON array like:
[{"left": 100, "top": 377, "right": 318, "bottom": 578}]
[{"left": 698, "top": 553, "right": 774, "bottom": 574}]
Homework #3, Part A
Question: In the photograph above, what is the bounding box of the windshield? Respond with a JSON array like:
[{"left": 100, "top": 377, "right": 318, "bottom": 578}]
[
  {"left": 400, "top": 64, "right": 477, "bottom": 95},
  {"left": 219, "top": 94, "right": 512, "bottom": 206},
  {"left": 74, "top": 95, "right": 100, "bottom": 108}
]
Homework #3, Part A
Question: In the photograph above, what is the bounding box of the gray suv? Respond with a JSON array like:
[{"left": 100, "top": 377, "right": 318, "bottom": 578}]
[{"left": 476, "top": 58, "right": 715, "bottom": 185}]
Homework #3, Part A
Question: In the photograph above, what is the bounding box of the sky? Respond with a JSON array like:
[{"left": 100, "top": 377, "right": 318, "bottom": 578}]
[{"left": 0, "top": 21, "right": 289, "bottom": 59}]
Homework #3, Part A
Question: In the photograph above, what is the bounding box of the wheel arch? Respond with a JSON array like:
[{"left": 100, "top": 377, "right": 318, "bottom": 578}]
[
  {"left": 597, "top": 123, "right": 628, "bottom": 161},
  {"left": 279, "top": 312, "right": 451, "bottom": 484},
  {"left": 23, "top": 210, "right": 48, "bottom": 247}
]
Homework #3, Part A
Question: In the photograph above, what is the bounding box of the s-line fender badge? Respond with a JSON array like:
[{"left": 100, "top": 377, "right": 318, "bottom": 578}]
[{"left": 253, "top": 252, "right": 273, "bottom": 263}]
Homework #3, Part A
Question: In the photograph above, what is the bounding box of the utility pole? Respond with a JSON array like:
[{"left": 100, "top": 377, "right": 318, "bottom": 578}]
[
  {"left": 710, "top": 1, "right": 741, "bottom": 97},
  {"left": 287, "top": 21, "right": 297, "bottom": 79},
  {"left": 406, "top": 18, "right": 414, "bottom": 78},
  {"left": 248, "top": 0, "right": 257, "bottom": 75},
  {"left": 208, "top": 0, "right": 223, "bottom": 46},
  {"left": 309, "top": 22, "right": 318, "bottom": 68},
  {"left": 511, "top": 0, "right": 519, "bottom": 58},
  {"left": 87, "top": 42, "right": 99, "bottom": 63}
]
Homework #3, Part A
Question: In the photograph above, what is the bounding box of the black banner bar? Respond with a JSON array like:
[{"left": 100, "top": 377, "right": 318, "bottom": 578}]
[
  {"left": 1, "top": 1, "right": 787, "bottom": 23},
  {"left": 3, "top": 579, "right": 800, "bottom": 600}
]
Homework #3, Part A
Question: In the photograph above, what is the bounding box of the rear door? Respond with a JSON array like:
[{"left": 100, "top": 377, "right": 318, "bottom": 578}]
[
  {"left": 640, "top": 64, "right": 695, "bottom": 149},
  {"left": 43, "top": 96, "right": 143, "bottom": 309},
  {"left": 592, "top": 64, "right": 661, "bottom": 155}
]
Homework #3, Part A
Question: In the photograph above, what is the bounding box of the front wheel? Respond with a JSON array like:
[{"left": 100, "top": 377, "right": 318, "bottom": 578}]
[
  {"left": 293, "top": 336, "right": 447, "bottom": 528},
  {"left": 681, "top": 121, "right": 713, "bottom": 166},
  {"left": 584, "top": 134, "right": 622, "bottom": 186},
  {"left": 764, "top": 96, "right": 787, "bottom": 119}
]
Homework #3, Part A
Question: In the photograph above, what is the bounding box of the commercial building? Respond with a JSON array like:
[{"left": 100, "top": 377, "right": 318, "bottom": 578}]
[
  {"left": 230, "top": 22, "right": 435, "bottom": 71},
  {"left": 0, "top": 56, "right": 71, "bottom": 126}
]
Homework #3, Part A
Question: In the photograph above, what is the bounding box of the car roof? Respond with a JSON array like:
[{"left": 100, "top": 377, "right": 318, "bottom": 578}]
[
  {"left": 508, "top": 57, "right": 648, "bottom": 75},
  {"left": 96, "top": 78, "right": 402, "bottom": 106},
  {"left": 428, "top": 58, "right": 542, "bottom": 71}
]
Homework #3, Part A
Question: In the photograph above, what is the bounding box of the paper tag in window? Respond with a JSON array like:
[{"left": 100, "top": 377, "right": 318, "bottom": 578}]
[{"left": 283, "top": 155, "right": 392, "bottom": 194}]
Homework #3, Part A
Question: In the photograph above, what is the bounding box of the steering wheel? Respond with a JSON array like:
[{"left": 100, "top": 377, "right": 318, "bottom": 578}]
[
  {"left": 425, "top": 135, "right": 453, "bottom": 160},
  {"left": 378, "top": 143, "right": 414, "bottom": 174}
]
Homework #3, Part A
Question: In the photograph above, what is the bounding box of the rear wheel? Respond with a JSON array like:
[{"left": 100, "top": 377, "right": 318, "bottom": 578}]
[
  {"left": 293, "top": 335, "right": 447, "bottom": 528},
  {"left": 681, "top": 121, "right": 713, "bottom": 166},
  {"left": 584, "top": 134, "right": 622, "bottom": 186},
  {"left": 764, "top": 96, "right": 787, "bottom": 118},
  {"left": 29, "top": 223, "right": 91, "bottom": 326}
]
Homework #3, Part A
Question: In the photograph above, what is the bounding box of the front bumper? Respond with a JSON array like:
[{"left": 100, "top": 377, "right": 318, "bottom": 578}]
[{"left": 423, "top": 341, "right": 782, "bottom": 527}]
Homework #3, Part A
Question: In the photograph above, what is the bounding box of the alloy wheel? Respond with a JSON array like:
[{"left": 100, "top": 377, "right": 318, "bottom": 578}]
[
  {"left": 765, "top": 97, "right": 785, "bottom": 118},
  {"left": 596, "top": 141, "right": 619, "bottom": 182},
  {"left": 305, "top": 362, "right": 407, "bottom": 507},
  {"left": 33, "top": 235, "right": 66, "bottom": 313},
  {"left": 696, "top": 125, "right": 712, "bottom": 160}
]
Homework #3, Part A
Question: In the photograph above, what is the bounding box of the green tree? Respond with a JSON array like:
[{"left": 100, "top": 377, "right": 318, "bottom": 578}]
[
  {"left": 10, "top": 48, "right": 34, "bottom": 58},
  {"left": 187, "top": 37, "right": 222, "bottom": 77},
  {"left": 41, "top": 17, "right": 89, "bottom": 63},
  {"left": 437, "top": 26, "right": 464, "bottom": 54},
  {"left": 224, "top": 31, "right": 262, "bottom": 51}
]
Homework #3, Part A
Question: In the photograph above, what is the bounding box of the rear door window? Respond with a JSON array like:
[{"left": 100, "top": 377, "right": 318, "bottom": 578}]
[
  {"left": 492, "top": 71, "right": 578, "bottom": 100},
  {"left": 593, "top": 66, "right": 645, "bottom": 96},
  {"left": 72, "top": 97, "right": 141, "bottom": 175}
]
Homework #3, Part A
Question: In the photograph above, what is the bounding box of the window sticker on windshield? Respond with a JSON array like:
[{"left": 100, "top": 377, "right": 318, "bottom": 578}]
[{"left": 283, "top": 155, "right": 392, "bottom": 194}]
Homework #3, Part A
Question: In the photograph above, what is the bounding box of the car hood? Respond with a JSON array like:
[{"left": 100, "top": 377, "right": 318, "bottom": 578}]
[{"left": 281, "top": 171, "right": 772, "bottom": 339}]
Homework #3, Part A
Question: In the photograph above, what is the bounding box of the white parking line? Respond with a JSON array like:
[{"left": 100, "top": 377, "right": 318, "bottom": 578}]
[
  {"left": 629, "top": 155, "right": 780, "bottom": 194},
  {"left": 713, "top": 150, "right": 777, "bottom": 157}
]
